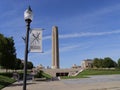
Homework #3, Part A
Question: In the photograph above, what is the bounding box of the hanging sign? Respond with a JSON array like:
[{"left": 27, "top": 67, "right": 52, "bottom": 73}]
[{"left": 30, "top": 29, "right": 42, "bottom": 52}]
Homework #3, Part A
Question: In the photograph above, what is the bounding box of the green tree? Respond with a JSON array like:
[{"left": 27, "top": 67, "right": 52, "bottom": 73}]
[
  {"left": 0, "top": 34, "right": 6, "bottom": 65},
  {"left": 0, "top": 34, "right": 16, "bottom": 70},
  {"left": 15, "top": 58, "right": 23, "bottom": 70},
  {"left": 5, "top": 37, "right": 16, "bottom": 69},
  {"left": 118, "top": 58, "right": 120, "bottom": 68},
  {"left": 0, "top": 34, "right": 7, "bottom": 69},
  {"left": 93, "top": 58, "right": 103, "bottom": 68},
  {"left": 103, "top": 57, "right": 116, "bottom": 68},
  {"left": 27, "top": 61, "right": 33, "bottom": 69}
]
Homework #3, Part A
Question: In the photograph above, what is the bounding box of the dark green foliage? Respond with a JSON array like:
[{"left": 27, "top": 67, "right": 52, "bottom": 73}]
[
  {"left": 103, "top": 57, "right": 114, "bottom": 68},
  {"left": 15, "top": 58, "right": 33, "bottom": 70},
  {"left": 0, "top": 33, "right": 34, "bottom": 70},
  {"left": 93, "top": 58, "right": 103, "bottom": 68},
  {"left": 0, "top": 34, "right": 16, "bottom": 70},
  {"left": 118, "top": 58, "right": 120, "bottom": 68},
  {"left": 0, "top": 72, "right": 13, "bottom": 78},
  {"left": 93, "top": 57, "right": 117, "bottom": 68},
  {"left": 34, "top": 70, "right": 43, "bottom": 78},
  {"left": 34, "top": 70, "right": 52, "bottom": 79},
  {"left": 15, "top": 58, "right": 24, "bottom": 70},
  {"left": 27, "top": 61, "right": 33, "bottom": 69}
]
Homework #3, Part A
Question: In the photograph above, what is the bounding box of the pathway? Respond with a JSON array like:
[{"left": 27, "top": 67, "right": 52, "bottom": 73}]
[{"left": 2, "top": 75, "right": 120, "bottom": 90}]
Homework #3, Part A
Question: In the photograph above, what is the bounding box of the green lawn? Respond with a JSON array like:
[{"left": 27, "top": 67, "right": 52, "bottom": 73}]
[
  {"left": 42, "top": 72, "right": 52, "bottom": 79},
  {"left": 80, "top": 69, "right": 120, "bottom": 75},
  {"left": 34, "top": 70, "right": 52, "bottom": 79},
  {"left": 61, "top": 69, "right": 120, "bottom": 79},
  {"left": 0, "top": 75, "right": 15, "bottom": 89}
]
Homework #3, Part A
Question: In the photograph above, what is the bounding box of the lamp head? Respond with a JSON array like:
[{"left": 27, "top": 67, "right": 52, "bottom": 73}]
[{"left": 24, "top": 6, "right": 33, "bottom": 22}]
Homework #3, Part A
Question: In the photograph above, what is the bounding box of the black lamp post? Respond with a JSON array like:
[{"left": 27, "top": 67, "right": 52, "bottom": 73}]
[{"left": 23, "top": 6, "right": 33, "bottom": 90}]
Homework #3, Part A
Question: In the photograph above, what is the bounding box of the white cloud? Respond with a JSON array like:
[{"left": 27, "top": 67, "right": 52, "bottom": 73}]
[
  {"left": 43, "top": 30, "right": 120, "bottom": 40},
  {"left": 41, "top": 43, "right": 91, "bottom": 55},
  {"left": 39, "top": 44, "right": 80, "bottom": 55},
  {"left": 59, "top": 44, "right": 81, "bottom": 52},
  {"left": 60, "top": 30, "right": 120, "bottom": 39},
  {"left": 42, "top": 49, "right": 51, "bottom": 55},
  {"left": 43, "top": 35, "right": 51, "bottom": 40},
  {"left": 84, "top": 3, "right": 120, "bottom": 18}
]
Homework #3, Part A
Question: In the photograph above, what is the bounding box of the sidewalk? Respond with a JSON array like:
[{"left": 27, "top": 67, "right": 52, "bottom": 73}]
[
  {"left": 2, "top": 80, "right": 65, "bottom": 90},
  {"left": 2, "top": 75, "right": 120, "bottom": 90}
]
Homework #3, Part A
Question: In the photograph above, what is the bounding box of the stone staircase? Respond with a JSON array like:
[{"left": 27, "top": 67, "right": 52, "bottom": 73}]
[
  {"left": 70, "top": 69, "right": 84, "bottom": 76},
  {"left": 42, "top": 68, "right": 83, "bottom": 77}
]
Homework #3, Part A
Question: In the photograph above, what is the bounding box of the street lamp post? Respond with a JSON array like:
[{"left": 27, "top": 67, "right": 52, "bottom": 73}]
[{"left": 23, "top": 6, "right": 33, "bottom": 90}]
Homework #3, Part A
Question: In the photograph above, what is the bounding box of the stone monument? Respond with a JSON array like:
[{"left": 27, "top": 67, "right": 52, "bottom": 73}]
[{"left": 51, "top": 26, "right": 60, "bottom": 69}]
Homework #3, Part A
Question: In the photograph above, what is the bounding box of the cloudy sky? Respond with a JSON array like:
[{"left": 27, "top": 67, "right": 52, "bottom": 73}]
[{"left": 1, "top": 0, "right": 120, "bottom": 68}]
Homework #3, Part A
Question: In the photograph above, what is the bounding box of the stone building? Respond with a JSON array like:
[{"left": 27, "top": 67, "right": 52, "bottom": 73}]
[
  {"left": 81, "top": 59, "right": 93, "bottom": 69},
  {"left": 36, "top": 64, "right": 45, "bottom": 70}
]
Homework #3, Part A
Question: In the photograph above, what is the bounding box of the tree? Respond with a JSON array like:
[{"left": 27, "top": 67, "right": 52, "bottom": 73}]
[
  {"left": 5, "top": 37, "right": 16, "bottom": 69},
  {"left": 0, "top": 34, "right": 7, "bottom": 69},
  {"left": 0, "top": 34, "right": 6, "bottom": 66},
  {"left": 27, "top": 61, "right": 33, "bottom": 69},
  {"left": 0, "top": 34, "right": 16, "bottom": 70},
  {"left": 103, "top": 57, "right": 116, "bottom": 68},
  {"left": 118, "top": 58, "right": 120, "bottom": 68},
  {"left": 15, "top": 58, "right": 24, "bottom": 70},
  {"left": 93, "top": 58, "right": 103, "bottom": 68}
]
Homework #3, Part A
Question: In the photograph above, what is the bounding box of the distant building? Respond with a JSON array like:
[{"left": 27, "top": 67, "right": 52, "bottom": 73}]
[
  {"left": 81, "top": 59, "right": 93, "bottom": 69},
  {"left": 36, "top": 64, "right": 45, "bottom": 70},
  {"left": 71, "top": 64, "right": 81, "bottom": 69}
]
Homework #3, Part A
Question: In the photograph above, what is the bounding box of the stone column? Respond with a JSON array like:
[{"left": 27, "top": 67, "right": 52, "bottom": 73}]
[{"left": 52, "top": 26, "right": 60, "bottom": 69}]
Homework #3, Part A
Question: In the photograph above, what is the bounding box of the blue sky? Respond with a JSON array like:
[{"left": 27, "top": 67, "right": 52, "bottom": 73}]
[{"left": 1, "top": 0, "right": 120, "bottom": 68}]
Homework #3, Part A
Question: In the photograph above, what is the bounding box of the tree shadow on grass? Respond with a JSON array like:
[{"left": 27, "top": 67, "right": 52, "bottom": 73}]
[
  {"left": 0, "top": 81, "right": 11, "bottom": 86},
  {"left": 0, "top": 81, "right": 12, "bottom": 89}
]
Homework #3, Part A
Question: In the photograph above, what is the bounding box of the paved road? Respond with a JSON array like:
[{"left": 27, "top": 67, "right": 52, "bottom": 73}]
[
  {"left": 2, "top": 75, "right": 120, "bottom": 90},
  {"left": 62, "top": 75, "right": 120, "bottom": 84}
]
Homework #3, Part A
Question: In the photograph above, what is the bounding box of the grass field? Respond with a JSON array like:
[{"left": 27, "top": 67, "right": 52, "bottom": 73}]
[
  {"left": 34, "top": 70, "right": 52, "bottom": 80},
  {"left": 61, "top": 69, "right": 120, "bottom": 79},
  {"left": 0, "top": 75, "right": 15, "bottom": 89}
]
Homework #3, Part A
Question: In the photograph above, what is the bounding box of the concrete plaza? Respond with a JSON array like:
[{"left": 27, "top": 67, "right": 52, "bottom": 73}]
[{"left": 2, "top": 75, "right": 120, "bottom": 90}]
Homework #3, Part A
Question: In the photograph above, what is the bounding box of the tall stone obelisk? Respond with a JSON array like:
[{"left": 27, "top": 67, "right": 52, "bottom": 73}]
[{"left": 52, "top": 26, "right": 60, "bottom": 69}]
